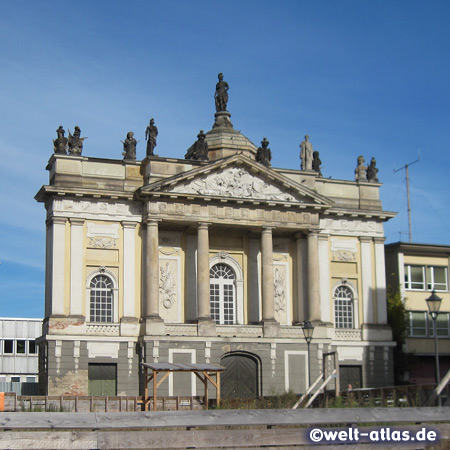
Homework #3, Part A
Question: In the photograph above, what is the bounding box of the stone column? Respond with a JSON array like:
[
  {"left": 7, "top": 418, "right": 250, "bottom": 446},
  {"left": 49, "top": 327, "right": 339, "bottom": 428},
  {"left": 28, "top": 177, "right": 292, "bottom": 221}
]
[
  {"left": 307, "top": 230, "right": 321, "bottom": 321},
  {"left": 197, "top": 223, "right": 215, "bottom": 336},
  {"left": 318, "top": 234, "right": 331, "bottom": 323},
  {"left": 261, "top": 227, "right": 278, "bottom": 336},
  {"left": 49, "top": 217, "right": 67, "bottom": 317},
  {"left": 144, "top": 219, "right": 163, "bottom": 335},
  {"left": 374, "top": 237, "right": 388, "bottom": 324},
  {"left": 69, "top": 218, "right": 85, "bottom": 317},
  {"left": 295, "top": 233, "right": 307, "bottom": 323},
  {"left": 122, "top": 221, "right": 139, "bottom": 335},
  {"left": 360, "top": 237, "right": 374, "bottom": 324}
]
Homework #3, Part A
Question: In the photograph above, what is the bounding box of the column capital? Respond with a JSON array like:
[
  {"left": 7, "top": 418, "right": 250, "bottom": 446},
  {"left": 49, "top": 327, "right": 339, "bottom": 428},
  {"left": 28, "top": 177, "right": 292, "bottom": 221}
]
[
  {"left": 69, "top": 218, "right": 85, "bottom": 226},
  {"left": 198, "top": 222, "right": 212, "bottom": 229},
  {"left": 47, "top": 216, "right": 68, "bottom": 226},
  {"left": 317, "top": 233, "right": 329, "bottom": 242},
  {"left": 307, "top": 229, "right": 320, "bottom": 237},
  {"left": 295, "top": 232, "right": 306, "bottom": 240},
  {"left": 121, "top": 220, "right": 137, "bottom": 229},
  {"left": 360, "top": 236, "right": 373, "bottom": 244},
  {"left": 144, "top": 217, "right": 161, "bottom": 226},
  {"left": 262, "top": 226, "right": 275, "bottom": 234},
  {"left": 373, "top": 237, "right": 386, "bottom": 244}
]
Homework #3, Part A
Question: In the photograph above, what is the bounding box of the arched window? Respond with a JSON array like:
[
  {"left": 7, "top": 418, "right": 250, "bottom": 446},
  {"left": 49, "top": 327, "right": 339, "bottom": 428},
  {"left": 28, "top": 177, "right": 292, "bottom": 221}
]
[
  {"left": 89, "top": 274, "right": 114, "bottom": 323},
  {"left": 210, "top": 263, "right": 236, "bottom": 324},
  {"left": 334, "top": 285, "right": 354, "bottom": 329}
]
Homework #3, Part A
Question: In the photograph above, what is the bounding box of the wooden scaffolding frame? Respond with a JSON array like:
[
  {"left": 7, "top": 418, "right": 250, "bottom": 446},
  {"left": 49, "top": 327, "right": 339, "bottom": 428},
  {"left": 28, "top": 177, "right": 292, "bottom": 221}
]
[{"left": 141, "top": 362, "right": 225, "bottom": 411}]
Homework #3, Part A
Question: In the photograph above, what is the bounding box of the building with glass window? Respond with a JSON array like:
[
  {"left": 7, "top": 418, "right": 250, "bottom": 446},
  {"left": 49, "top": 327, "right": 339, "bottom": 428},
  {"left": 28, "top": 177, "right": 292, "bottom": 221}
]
[
  {"left": 385, "top": 242, "right": 450, "bottom": 384},
  {"left": 0, "top": 318, "right": 41, "bottom": 387},
  {"left": 35, "top": 85, "right": 397, "bottom": 397}
]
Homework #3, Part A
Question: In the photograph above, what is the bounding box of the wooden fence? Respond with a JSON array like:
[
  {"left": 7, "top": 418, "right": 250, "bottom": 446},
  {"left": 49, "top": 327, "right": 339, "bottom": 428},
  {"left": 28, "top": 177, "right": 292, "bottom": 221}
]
[
  {"left": 0, "top": 407, "right": 449, "bottom": 449},
  {"left": 1, "top": 393, "right": 207, "bottom": 412}
]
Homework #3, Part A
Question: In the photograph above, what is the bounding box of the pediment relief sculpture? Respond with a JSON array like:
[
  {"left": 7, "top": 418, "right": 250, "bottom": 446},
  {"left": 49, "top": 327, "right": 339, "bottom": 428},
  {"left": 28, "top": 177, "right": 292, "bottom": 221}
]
[{"left": 171, "top": 167, "right": 297, "bottom": 202}]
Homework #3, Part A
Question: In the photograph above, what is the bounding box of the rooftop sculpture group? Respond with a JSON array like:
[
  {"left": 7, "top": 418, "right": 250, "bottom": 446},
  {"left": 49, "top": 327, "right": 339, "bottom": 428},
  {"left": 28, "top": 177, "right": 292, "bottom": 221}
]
[
  {"left": 50, "top": 76, "right": 380, "bottom": 183},
  {"left": 53, "top": 125, "right": 86, "bottom": 155},
  {"left": 355, "top": 156, "right": 379, "bottom": 182},
  {"left": 299, "top": 135, "right": 322, "bottom": 176}
]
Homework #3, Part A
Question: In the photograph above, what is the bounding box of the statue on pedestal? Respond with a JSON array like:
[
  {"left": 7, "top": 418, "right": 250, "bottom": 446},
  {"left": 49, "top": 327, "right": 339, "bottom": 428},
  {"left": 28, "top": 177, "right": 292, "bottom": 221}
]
[
  {"left": 367, "top": 157, "right": 379, "bottom": 182},
  {"left": 122, "top": 132, "right": 137, "bottom": 161},
  {"left": 312, "top": 151, "right": 322, "bottom": 177},
  {"left": 185, "top": 130, "right": 209, "bottom": 161},
  {"left": 53, "top": 126, "right": 68, "bottom": 154},
  {"left": 215, "top": 73, "right": 229, "bottom": 112},
  {"left": 68, "top": 126, "right": 86, "bottom": 156},
  {"left": 145, "top": 118, "right": 158, "bottom": 157},
  {"left": 256, "top": 137, "right": 272, "bottom": 167},
  {"left": 355, "top": 155, "right": 367, "bottom": 181},
  {"left": 300, "top": 135, "right": 313, "bottom": 170}
]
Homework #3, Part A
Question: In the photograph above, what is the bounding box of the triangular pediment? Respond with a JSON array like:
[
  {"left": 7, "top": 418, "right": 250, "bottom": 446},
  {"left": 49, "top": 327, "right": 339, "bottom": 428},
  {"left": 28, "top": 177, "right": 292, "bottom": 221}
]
[{"left": 140, "top": 155, "right": 332, "bottom": 209}]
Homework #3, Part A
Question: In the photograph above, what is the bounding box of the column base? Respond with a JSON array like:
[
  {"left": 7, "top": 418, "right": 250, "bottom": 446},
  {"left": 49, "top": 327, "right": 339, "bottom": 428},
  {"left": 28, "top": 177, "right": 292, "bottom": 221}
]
[
  {"left": 197, "top": 317, "right": 216, "bottom": 337},
  {"left": 261, "top": 319, "right": 280, "bottom": 338},
  {"left": 143, "top": 316, "right": 165, "bottom": 336}
]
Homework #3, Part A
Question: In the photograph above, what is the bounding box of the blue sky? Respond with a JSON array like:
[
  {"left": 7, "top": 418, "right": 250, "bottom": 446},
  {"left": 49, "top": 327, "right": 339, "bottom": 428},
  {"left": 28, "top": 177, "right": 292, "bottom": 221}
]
[{"left": 1, "top": 1, "right": 450, "bottom": 318}]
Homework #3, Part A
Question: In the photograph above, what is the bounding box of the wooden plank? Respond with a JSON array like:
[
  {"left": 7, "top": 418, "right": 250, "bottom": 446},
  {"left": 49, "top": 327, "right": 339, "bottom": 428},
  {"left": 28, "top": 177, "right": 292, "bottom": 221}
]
[
  {"left": 0, "top": 407, "right": 449, "bottom": 431},
  {"left": 98, "top": 424, "right": 450, "bottom": 449},
  {"left": 0, "top": 431, "right": 97, "bottom": 449}
]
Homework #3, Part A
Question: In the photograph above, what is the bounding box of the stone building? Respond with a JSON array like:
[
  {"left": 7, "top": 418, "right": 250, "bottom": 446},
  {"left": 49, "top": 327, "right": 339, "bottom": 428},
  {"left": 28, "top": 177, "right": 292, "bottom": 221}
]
[
  {"left": 36, "top": 79, "right": 396, "bottom": 397},
  {"left": 385, "top": 242, "right": 450, "bottom": 384}
]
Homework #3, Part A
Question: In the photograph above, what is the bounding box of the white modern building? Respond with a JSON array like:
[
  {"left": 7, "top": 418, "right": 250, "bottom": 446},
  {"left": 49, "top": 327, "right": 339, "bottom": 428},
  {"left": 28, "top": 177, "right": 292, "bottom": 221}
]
[{"left": 0, "top": 318, "right": 41, "bottom": 384}]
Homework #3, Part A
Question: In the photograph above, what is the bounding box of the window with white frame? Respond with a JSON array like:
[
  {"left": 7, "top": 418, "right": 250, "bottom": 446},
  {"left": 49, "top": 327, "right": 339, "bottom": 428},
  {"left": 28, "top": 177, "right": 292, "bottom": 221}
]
[
  {"left": 429, "top": 312, "right": 450, "bottom": 337},
  {"left": 334, "top": 285, "right": 354, "bottom": 329},
  {"left": 89, "top": 274, "right": 114, "bottom": 323},
  {"left": 426, "top": 266, "right": 448, "bottom": 291},
  {"left": 210, "top": 263, "right": 236, "bottom": 325},
  {"left": 404, "top": 265, "right": 425, "bottom": 290},
  {"left": 408, "top": 311, "right": 427, "bottom": 336}
]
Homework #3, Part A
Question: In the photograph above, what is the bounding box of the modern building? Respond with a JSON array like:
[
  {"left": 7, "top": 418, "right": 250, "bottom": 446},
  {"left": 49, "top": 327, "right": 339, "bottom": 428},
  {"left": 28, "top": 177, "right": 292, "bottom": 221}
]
[
  {"left": 35, "top": 78, "right": 396, "bottom": 397},
  {"left": 0, "top": 318, "right": 41, "bottom": 384},
  {"left": 385, "top": 242, "right": 450, "bottom": 384}
]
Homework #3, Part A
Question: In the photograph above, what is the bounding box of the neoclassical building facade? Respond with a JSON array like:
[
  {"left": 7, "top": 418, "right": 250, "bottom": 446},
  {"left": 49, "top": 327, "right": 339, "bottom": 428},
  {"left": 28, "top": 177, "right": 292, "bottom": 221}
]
[{"left": 36, "top": 90, "right": 396, "bottom": 397}]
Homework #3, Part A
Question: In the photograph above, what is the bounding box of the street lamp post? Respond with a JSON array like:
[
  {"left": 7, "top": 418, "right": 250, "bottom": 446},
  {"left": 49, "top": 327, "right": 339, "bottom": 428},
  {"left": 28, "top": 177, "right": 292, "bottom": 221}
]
[
  {"left": 302, "top": 320, "right": 315, "bottom": 389},
  {"left": 426, "top": 290, "right": 442, "bottom": 404}
]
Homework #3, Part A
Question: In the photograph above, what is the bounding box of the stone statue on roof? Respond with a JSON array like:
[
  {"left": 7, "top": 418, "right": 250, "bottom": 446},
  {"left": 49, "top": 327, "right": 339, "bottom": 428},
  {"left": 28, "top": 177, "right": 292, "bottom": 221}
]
[
  {"left": 300, "top": 135, "right": 313, "bottom": 171},
  {"left": 367, "top": 157, "right": 379, "bottom": 182},
  {"left": 355, "top": 155, "right": 367, "bottom": 181},
  {"left": 145, "top": 118, "right": 158, "bottom": 157},
  {"left": 256, "top": 137, "right": 272, "bottom": 168},
  {"left": 122, "top": 132, "right": 137, "bottom": 161},
  {"left": 53, "top": 126, "right": 68, "bottom": 154},
  {"left": 185, "top": 130, "right": 209, "bottom": 161},
  {"left": 68, "top": 126, "right": 86, "bottom": 156},
  {"left": 312, "top": 151, "right": 322, "bottom": 177},
  {"left": 214, "top": 73, "right": 229, "bottom": 112}
]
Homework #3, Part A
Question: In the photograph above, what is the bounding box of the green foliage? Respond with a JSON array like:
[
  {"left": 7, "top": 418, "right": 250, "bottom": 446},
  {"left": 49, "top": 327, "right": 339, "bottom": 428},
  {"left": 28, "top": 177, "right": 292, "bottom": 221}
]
[
  {"left": 215, "top": 390, "right": 298, "bottom": 410},
  {"left": 387, "top": 286, "right": 408, "bottom": 346},
  {"left": 386, "top": 286, "right": 409, "bottom": 384}
]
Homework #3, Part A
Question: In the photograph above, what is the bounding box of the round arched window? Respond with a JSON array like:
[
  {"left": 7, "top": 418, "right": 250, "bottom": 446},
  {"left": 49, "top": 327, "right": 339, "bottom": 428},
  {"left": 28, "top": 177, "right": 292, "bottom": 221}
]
[
  {"left": 210, "top": 263, "right": 236, "bottom": 324},
  {"left": 334, "top": 285, "right": 354, "bottom": 329},
  {"left": 89, "top": 275, "right": 114, "bottom": 323}
]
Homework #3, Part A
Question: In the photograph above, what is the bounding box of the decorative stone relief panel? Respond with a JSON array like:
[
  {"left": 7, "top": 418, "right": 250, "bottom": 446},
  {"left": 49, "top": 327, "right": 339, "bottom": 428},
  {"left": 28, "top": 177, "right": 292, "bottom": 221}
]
[
  {"left": 148, "top": 201, "right": 317, "bottom": 227},
  {"left": 170, "top": 167, "right": 298, "bottom": 202},
  {"left": 273, "top": 260, "right": 290, "bottom": 325},
  {"left": 52, "top": 199, "right": 142, "bottom": 219},
  {"left": 331, "top": 238, "right": 358, "bottom": 262},
  {"left": 320, "top": 218, "right": 383, "bottom": 237},
  {"left": 159, "top": 255, "right": 181, "bottom": 322}
]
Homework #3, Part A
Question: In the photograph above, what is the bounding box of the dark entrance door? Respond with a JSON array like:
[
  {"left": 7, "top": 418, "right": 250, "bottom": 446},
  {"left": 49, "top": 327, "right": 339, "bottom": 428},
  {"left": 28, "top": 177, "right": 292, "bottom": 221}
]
[
  {"left": 339, "top": 365, "right": 362, "bottom": 391},
  {"left": 88, "top": 363, "right": 117, "bottom": 396},
  {"left": 221, "top": 353, "right": 259, "bottom": 398}
]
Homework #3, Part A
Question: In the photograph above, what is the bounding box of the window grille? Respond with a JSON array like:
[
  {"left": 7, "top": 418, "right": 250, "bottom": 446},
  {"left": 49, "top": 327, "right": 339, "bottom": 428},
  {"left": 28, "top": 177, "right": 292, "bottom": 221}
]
[
  {"left": 89, "top": 275, "right": 113, "bottom": 323},
  {"left": 334, "top": 285, "right": 354, "bottom": 329}
]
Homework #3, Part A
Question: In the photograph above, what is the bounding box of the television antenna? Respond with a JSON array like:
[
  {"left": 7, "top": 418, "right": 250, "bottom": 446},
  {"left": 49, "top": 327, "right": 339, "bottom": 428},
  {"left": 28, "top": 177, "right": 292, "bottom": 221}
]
[{"left": 394, "top": 155, "right": 420, "bottom": 242}]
